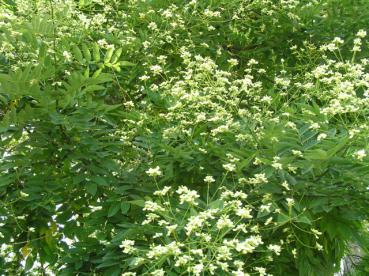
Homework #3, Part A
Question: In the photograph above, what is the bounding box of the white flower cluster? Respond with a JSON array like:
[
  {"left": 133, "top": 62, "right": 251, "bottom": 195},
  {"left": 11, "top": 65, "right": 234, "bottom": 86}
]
[
  {"left": 146, "top": 166, "right": 162, "bottom": 177},
  {"left": 177, "top": 186, "right": 200, "bottom": 205},
  {"left": 120, "top": 187, "right": 287, "bottom": 275},
  {"left": 296, "top": 36, "right": 369, "bottom": 118}
]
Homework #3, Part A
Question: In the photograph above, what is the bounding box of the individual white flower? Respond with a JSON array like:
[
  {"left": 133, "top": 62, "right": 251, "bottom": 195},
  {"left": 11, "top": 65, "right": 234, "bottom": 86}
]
[
  {"left": 90, "top": 206, "right": 103, "bottom": 211},
  {"left": 353, "top": 149, "right": 366, "bottom": 161},
  {"left": 349, "top": 129, "right": 360, "bottom": 139},
  {"left": 333, "top": 37, "right": 344, "bottom": 44},
  {"left": 260, "top": 203, "right": 272, "bottom": 213},
  {"left": 228, "top": 58, "right": 239, "bottom": 66},
  {"left": 248, "top": 173, "right": 268, "bottom": 184},
  {"left": 148, "top": 22, "right": 158, "bottom": 31},
  {"left": 317, "top": 133, "right": 327, "bottom": 141},
  {"left": 235, "top": 235, "right": 263, "bottom": 254},
  {"left": 223, "top": 163, "right": 236, "bottom": 172},
  {"left": 151, "top": 268, "right": 165, "bottom": 276},
  {"left": 288, "top": 165, "right": 297, "bottom": 174},
  {"left": 292, "top": 248, "right": 297, "bottom": 258},
  {"left": 122, "top": 273, "right": 136, "bottom": 276},
  {"left": 281, "top": 181, "right": 290, "bottom": 190},
  {"left": 203, "top": 9, "right": 221, "bottom": 17},
  {"left": 166, "top": 224, "right": 178, "bottom": 236},
  {"left": 248, "top": 58, "right": 258, "bottom": 65},
  {"left": 271, "top": 156, "right": 283, "bottom": 170},
  {"left": 166, "top": 241, "right": 183, "bottom": 256},
  {"left": 275, "top": 77, "right": 291, "bottom": 89},
  {"left": 190, "top": 249, "right": 204, "bottom": 256},
  {"left": 233, "top": 191, "right": 248, "bottom": 199},
  {"left": 216, "top": 215, "right": 234, "bottom": 230},
  {"left": 157, "top": 55, "right": 167, "bottom": 64},
  {"left": 150, "top": 65, "right": 163, "bottom": 75},
  {"left": 286, "top": 198, "right": 295, "bottom": 207},
  {"left": 20, "top": 191, "right": 29, "bottom": 197},
  {"left": 185, "top": 215, "right": 204, "bottom": 235},
  {"left": 217, "top": 260, "right": 230, "bottom": 271},
  {"left": 208, "top": 263, "right": 217, "bottom": 274},
  {"left": 325, "top": 43, "right": 338, "bottom": 52},
  {"left": 291, "top": 150, "right": 303, "bottom": 157},
  {"left": 236, "top": 207, "right": 253, "bottom": 219},
  {"left": 175, "top": 255, "right": 193, "bottom": 267},
  {"left": 204, "top": 175, "right": 215, "bottom": 183},
  {"left": 143, "top": 201, "right": 165, "bottom": 212},
  {"left": 147, "top": 242, "right": 182, "bottom": 259},
  {"left": 234, "top": 260, "right": 244, "bottom": 270},
  {"left": 232, "top": 270, "right": 248, "bottom": 276},
  {"left": 253, "top": 157, "right": 262, "bottom": 165},
  {"left": 191, "top": 262, "right": 204, "bottom": 275},
  {"left": 153, "top": 232, "right": 163, "bottom": 239},
  {"left": 142, "top": 213, "right": 160, "bottom": 225},
  {"left": 216, "top": 245, "right": 232, "bottom": 261},
  {"left": 97, "top": 39, "right": 107, "bottom": 47},
  {"left": 62, "top": 51, "right": 72, "bottom": 61},
  {"left": 119, "top": 239, "right": 135, "bottom": 254},
  {"left": 316, "top": 242, "right": 323, "bottom": 251},
  {"left": 254, "top": 267, "right": 267, "bottom": 276},
  {"left": 146, "top": 166, "right": 162, "bottom": 177},
  {"left": 260, "top": 95, "right": 272, "bottom": 104},
  {"left": 309, "top": 122, "right": 320, "bottom": 130},
  {"left": 357, "top": 29, "right": 367, "bottom": 38},
  {"left": 139, "top": 75, "right": 150, "bottom": 81},
  {"left": 251, "top": 225, "right": 259, "bottom": 233},
  {"left": 311, "top": 228, "right": 322, "bottom": 237},
  {"left": 274, "top": 208, "right": 281, "bottom": 214},
  {"left": 268, "top": 244, "right": 282, "bottom": 255},
  {"left": 264, "top": 217, "right": 273, "bottom": 225},
  {"left": 208, "top": 25, "right": 216, "bottom": 31},
  {"left": 154, "top": 186, "right": 171, "bottom": 196},
  {"left": 123, "top": 101, "right": 134, "bottom": 108},
  {"left": 142, "top": 41, "right": 151, "bottom": 49},
  {"left": 353, "top": 44, "right": 361, "bottom": 52},
  {"left": 177, "top": 186, "right": 200, "bottom": 205}
]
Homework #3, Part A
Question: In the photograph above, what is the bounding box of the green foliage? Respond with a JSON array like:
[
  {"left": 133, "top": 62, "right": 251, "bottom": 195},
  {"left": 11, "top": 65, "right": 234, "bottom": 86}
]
[{"left": 1, "top": 0, "right": 369, "bottom": 275}]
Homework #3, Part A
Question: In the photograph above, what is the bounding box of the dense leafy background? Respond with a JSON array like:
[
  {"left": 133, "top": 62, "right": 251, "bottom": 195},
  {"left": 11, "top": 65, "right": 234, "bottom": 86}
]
[{"left": 1, "top": 0, "right": 369, "bottom": 275}]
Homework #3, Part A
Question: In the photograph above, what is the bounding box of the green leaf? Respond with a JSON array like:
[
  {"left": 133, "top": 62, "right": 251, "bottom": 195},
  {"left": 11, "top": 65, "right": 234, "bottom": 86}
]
[
  {"left": 84, "top": 67, "right": 90, "bottom": 78},
  {"left": 84, "top": 84, "right": 105, "bottom": 93},
  {"left": 89, "top": 73, "right": 113, "bottom": 84},
  {"left": 82, "top": 43, "right": 91, "bottom": 63},
  {"left": 92, "top": 68, "right": 103, "bottom": 78},
  {"left": 277, "top": 213, "right": 290, "bottom": 225},
  {"left": 111, "top": 48, "right": 122, "bottom": 64},
  {"left": 104, "top": 48, "right": 114, "bottom": 64},
  {"left": 92, "top": 43, "right": 100, "bottom": 62},
  {"left": 112, "top": 63, "right": 121, "bottom": 72},
  {"left": 94, "top": 176, "right": 108, "bottom": 186},
  {"left": 208, "top": 200, "right": 224, "bottom": 209},
  {"left": 103, "top": 267, "right": 121, "bottom": 276},
  {"left": 0, "top": 175, "right": 13, "bottom": 187},
  {"left": 108, "top": 203, "right": 121, "bottom": 217},
  {"left": 24, "top": 255, "right": 34, "bottom": 271},
  {"left": 128, "top": 200, "right": 145, "bottom": 207},
  {"left": 295, "top": 215, "right": 312, "bottom": 225},
  {"left": 120, "top": 61, "right": 135, "bottom": 66},
  {"left": 86, "top": 182, "right": 97, "bottom": 196},
  {"left": 121, "top": 202, "right": 130, "bottom": 214},
  {"left": 304, "top": 149, "right": 328, "bottom": 160},
  {"left": 72, "top": 45, "right": 83, "bottom": 63}
]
